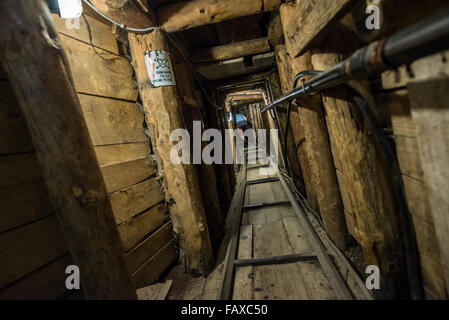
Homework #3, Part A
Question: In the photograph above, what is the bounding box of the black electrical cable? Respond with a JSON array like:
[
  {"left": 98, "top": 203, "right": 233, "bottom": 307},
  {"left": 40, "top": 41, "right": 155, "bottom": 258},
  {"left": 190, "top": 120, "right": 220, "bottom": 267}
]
[
  {"left": 346, "top": 85, "right": 424, "bottom": 300},
  {"left": 263, "top": 7, "right": 449, "bottom": 113},
  {"left": 277, "top": 65, "right": 424, "bottom": 299},
  {"left": 264, "top": 81, "right": 290, "bottom": 175}
]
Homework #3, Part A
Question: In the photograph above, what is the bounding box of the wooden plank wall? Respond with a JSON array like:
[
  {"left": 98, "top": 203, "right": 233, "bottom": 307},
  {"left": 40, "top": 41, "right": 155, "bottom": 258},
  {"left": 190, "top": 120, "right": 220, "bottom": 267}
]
[
  {"left": 0, "top": 12, "right": 177, "bottom": 299},
  {"left": 0, "top": 64, "right": 76, "bottom": 299},
  {"left": 354, "top": 1, "right": 449, "bottom": 299},
  {"left": 52, "top": 13, "right": 177, "bottom": 290},
  {"left": 377, "top": 53, "right": 448, "bottom": 299}
]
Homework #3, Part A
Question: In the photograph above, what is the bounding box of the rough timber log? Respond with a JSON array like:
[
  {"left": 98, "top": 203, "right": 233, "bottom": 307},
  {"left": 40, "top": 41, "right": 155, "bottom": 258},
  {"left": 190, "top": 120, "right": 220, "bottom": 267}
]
[
  {"left": 158, "top": 0, "right": 282, "bottom": 33},
  {"left": 282, "top": 0, "right": 356, "bottom": 58},
  {"left": 128, "top": 29, "right": 214, "bottom": 275},
  {"left": 90, "top": 0, "right": 157, "bottom": 28},
  {"left": 0, "top": 0, "right": 136, "bottom": 299},
  {"left": 190, "top": 38, "right": 270, "bottom": 64},
  {"left": 275, "top": 42, "right": 347, "bottom": 250},
  {"left": 311, "top": 19, "right": 405, "bottom": 298},
  {"left": 267, "top": 70, "right": 305, "bottom": 195},
  {"left": 196, "top": 52, "right": 276, "bottom": 81},
  {"left": 183, "top": 106, "right": 225, "bottom": 254}
]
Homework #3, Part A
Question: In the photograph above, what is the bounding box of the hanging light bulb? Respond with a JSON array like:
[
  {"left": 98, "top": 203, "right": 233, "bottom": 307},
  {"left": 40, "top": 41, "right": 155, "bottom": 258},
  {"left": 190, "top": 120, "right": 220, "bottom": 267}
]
[{"left": 57, "top": 0, "right": 83, "bottom": 19}]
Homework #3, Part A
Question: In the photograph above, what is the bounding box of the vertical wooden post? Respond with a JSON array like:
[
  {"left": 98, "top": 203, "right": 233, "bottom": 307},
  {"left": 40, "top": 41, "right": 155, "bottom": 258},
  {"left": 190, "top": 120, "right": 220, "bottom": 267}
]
[
  {"left": 310, "top": 19, "right": 405, "bottom": 297},
  {"left": 268, "top": 71, "right": 306, "bottom": 195},
  {"left": 203, "top": 92, "right": 233, "bottom": 210},
  {"left": 0, "top": 0, "right": 136, "bottom": 299},
  {"left": 183, "top": 106, "right": 225, "bottom": 253},
  {"left": 128, "top": 30, "right": 214, "bottom": 275},
  {"left": 275, "top": 42, "right": 347, "bottom": 250}
]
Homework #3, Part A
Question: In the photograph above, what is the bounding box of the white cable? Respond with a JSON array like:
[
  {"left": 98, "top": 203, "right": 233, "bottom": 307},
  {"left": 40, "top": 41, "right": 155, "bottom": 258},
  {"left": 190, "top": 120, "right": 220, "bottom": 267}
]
[{"left": 82, "top": 0, "right": 160, "bottom": 32}]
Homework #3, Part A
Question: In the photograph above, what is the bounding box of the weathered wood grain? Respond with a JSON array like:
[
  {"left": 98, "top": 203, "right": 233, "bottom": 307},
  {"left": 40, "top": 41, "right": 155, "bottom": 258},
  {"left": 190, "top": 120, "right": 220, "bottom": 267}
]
[
  {"left": 129, "top": 30, "right": 214, "bottom": 275},
  {"left": 0, "top": 0, "right": 136, "bottom": 298},
  {"left": 158, "top": 0, "right": 281, "bottom": 33}
]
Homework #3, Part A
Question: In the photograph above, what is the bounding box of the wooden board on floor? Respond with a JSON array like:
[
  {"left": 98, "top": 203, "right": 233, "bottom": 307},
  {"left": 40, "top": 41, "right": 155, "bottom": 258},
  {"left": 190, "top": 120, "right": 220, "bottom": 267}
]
[
  {"left": 251, "top": 220, "right": 308, "bottom": 299},
  {"left": 269, "top": 181, "right": 289, "bottom": 202},
  {"left": 247, "top": 206, "right": 295, "bottom": 225},
  {"left": 182, "top": 277, "right": 207, "bottom": 300},
  {"left": 283, "top": 217, "right": 336, "bottom": 299},
  {"left": 202, "top": 263, "right": 224, "bottom": 300},
  {"left": 136, "top": 280, "right": 173, "bottom": 300},
  {"left": 233, "top": 225, "right": 254, "bottom": 300},
  {"left": 248, "top": 183, "right": 276, "bottom": 205}
]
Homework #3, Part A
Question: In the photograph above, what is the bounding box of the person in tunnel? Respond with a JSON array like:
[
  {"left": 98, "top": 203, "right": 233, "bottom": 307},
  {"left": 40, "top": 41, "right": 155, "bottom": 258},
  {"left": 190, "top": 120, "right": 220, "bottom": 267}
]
[
  {"left": 235, "top": 112, "right": 256, "bottom": 147},
  {"left": 235, "top": 113, "right": 249, "bottom": 132}
]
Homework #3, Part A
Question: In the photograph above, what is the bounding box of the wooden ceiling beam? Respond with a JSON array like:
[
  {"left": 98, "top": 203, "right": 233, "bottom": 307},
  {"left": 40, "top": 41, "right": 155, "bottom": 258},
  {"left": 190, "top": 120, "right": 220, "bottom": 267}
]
[
  {"left": 190, "top": 37, "right": 270, "bottom": 63},
  {"left": 89, "top": 0, "right": 157, "bottom": 28},
  {"left": 196, "top": 52, "right": 275, "bottom": 81},
  {"left": 281, "top": 0, "right": 357, "bottom": 58},
  {"left": 158, "top": 0, "right": 281, "bottom": 33}
]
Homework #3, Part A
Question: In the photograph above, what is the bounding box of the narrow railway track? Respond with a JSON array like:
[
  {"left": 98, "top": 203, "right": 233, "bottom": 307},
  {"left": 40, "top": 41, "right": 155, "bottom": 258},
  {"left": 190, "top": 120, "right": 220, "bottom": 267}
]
[{"left": 218, "top": 147, "right": 370, "bottom": 300}]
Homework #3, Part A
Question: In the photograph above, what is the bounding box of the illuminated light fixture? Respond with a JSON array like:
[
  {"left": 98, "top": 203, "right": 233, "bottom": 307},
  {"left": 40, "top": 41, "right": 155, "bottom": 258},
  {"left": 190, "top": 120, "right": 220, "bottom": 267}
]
[
  {"left": 57, "top": 0, "right": 83, "bottom": 19},
  {"left": 227, "top": 112, "right": 233, "bottom": 122}
]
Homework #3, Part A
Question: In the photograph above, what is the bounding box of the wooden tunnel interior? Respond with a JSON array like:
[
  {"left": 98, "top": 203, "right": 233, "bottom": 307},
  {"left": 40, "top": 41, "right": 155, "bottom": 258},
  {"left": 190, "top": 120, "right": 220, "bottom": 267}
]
[{"left": 0, "top": 0, "right": 449, "bottom": 300}]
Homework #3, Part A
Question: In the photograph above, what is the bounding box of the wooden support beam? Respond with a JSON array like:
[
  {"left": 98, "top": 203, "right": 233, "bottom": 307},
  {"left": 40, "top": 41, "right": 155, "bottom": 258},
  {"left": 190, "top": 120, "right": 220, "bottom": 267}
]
[
  {"left": 0, "top": 0, "right": 136, "bottom": 299},
  {"left": 310, "top": 18, "right": 405, "bottom": 298},
  {"left": 267, "top": 70, "right": 306, "bottom": 195},
  {"left": 274, "top": 44, "right": 318, "bottom": 211},
  {"left": 183, "top": 106, "right": 225, "bottom": 254},
  {"left": 158, "top": 0, "right": 281, "bottom": 33},
  {"left": 282, "top": 0, "right": 356, "bottom": 58},
  {"left": 196, "top": 52, "right": 275, "bottom": 81},
  {"left": 203, "top": 89, "right": 234, "bottom": 212},
  {"left": 89, "top": 0, "right": 157, "bottom": 28},
  {"left": 275, "top": 42, "right": 347, "bottom": 250},
  {"left": 228, "top": 93, "right": 264, "bottom": 102},
  {"left": 268, "top": 10, "right": 284, "bottom": 47},
  {"left": 190, "top": 38, "right": 270, "bottom": 64},
  {"left": 128, "top": 29, "right": 214, "bottom": 275}
]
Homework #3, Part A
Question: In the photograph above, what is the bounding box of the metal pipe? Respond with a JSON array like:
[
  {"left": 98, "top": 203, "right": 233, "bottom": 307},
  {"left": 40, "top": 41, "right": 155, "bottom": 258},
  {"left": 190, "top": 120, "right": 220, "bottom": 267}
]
[{"left": 262, "top": 7, "right": 449, "bottom": 113}]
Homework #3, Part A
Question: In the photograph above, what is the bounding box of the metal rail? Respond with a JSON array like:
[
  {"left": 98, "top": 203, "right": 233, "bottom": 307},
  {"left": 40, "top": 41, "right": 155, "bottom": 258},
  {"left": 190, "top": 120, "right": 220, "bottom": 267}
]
[
  {"left": 243, "top": 201, "right": 291, "bottom": 211},
  {"left": 218, "top": 161, "right": 247, "bottom": 300},
  {"left": 246, "top": 177, "right": 280, "bottom": 185},
  {"left": 275, "top": 162, "right": 353, "bottom": 300},
  {"left": 218, "top": 158, "right": 355, "bottom": 300}
]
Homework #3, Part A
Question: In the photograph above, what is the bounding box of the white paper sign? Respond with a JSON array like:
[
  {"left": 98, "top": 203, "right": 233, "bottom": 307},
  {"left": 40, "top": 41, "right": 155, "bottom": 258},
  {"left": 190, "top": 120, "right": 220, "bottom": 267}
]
[{"left": 144, "top": 50, "right": 176, "bottom": 87}]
